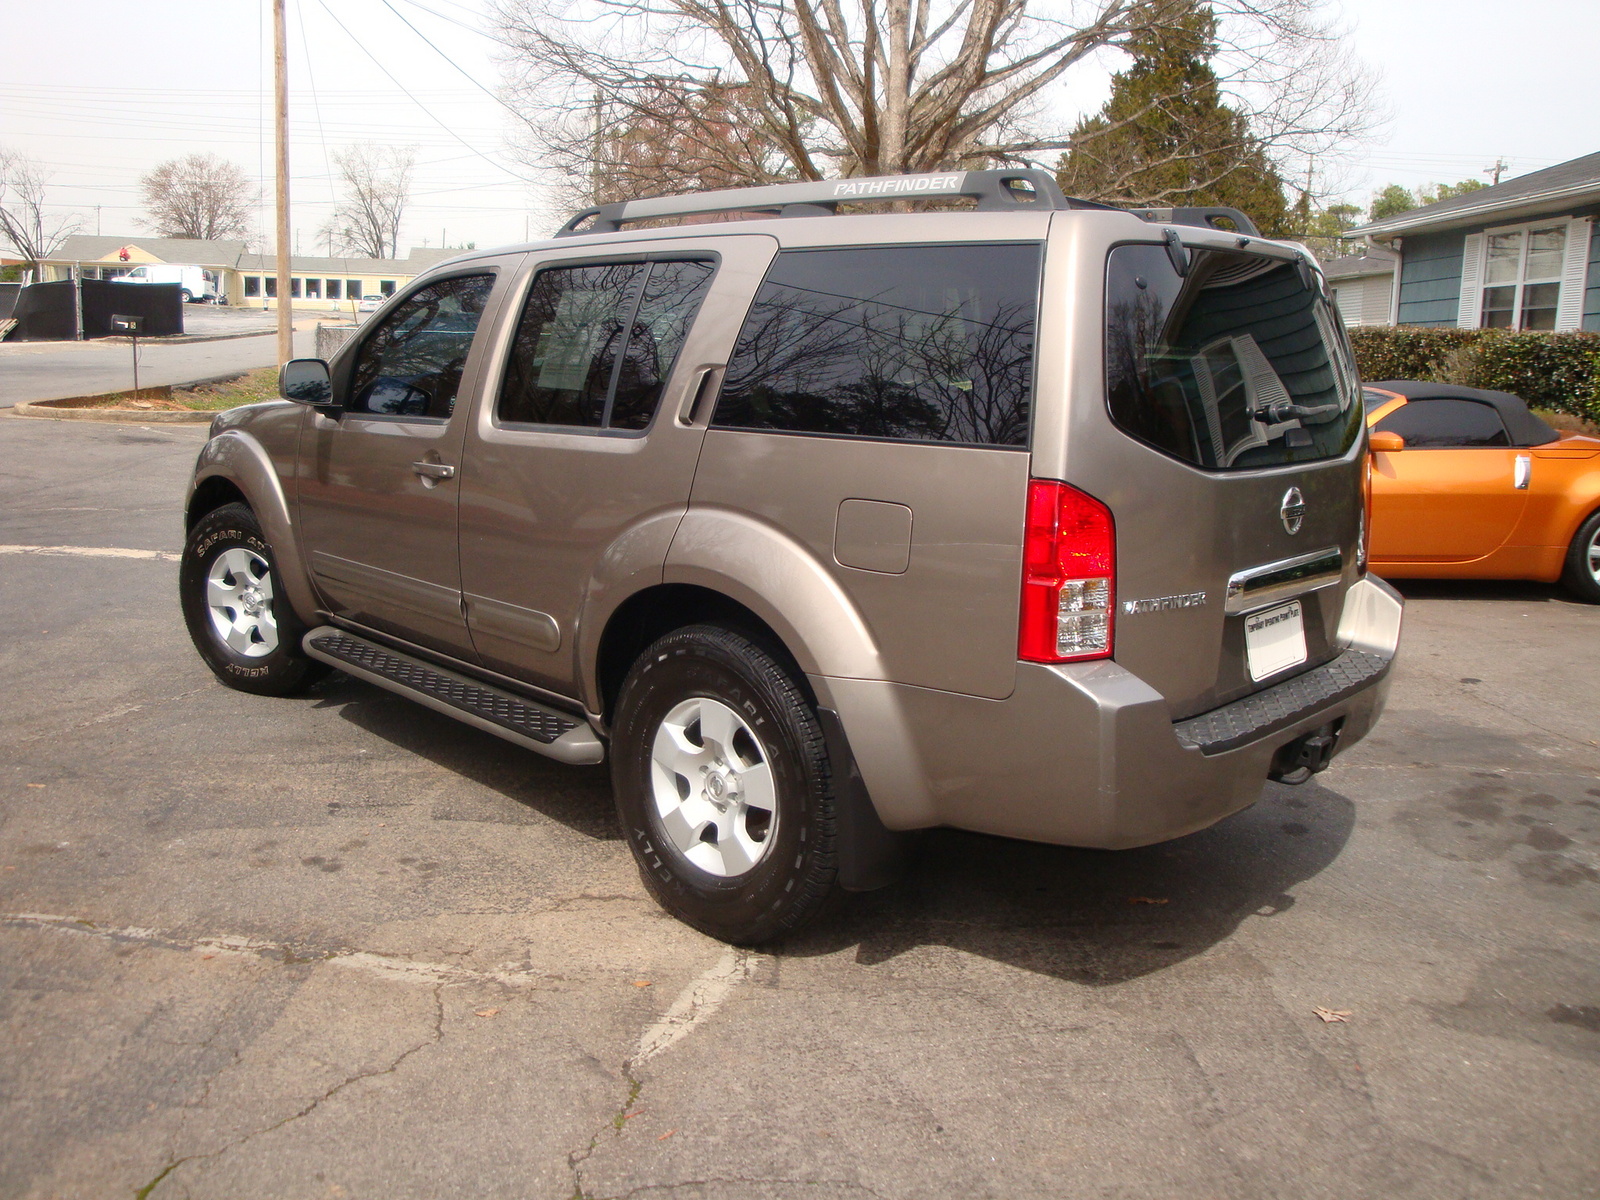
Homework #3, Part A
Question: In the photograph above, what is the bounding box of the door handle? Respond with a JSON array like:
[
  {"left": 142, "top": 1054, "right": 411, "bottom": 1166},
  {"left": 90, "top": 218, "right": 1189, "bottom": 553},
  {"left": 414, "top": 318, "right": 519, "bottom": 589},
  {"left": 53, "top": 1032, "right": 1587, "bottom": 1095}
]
[
  {"left": 1514, "top": 454, "right": 1531, "bottom": 490},
  {"left": 412, "top": 460, "right": 456, "bottom": 481}
]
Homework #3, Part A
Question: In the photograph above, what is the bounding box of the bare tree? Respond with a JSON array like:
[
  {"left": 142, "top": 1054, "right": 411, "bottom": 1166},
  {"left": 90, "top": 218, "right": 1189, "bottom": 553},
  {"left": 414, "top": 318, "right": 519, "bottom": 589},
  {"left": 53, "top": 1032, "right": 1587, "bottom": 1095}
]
[
  {"left": 493, "top": 0, "right": 1374, "bottom": 199},
  {"left": 139, "top": 153, "right": 254, "bottom": 241},
  {"left": 0, "top": 147, "right": 81, "bottom": 272},
  {"left": 322, "top": 145, "right": 416, "bottom": 260}
]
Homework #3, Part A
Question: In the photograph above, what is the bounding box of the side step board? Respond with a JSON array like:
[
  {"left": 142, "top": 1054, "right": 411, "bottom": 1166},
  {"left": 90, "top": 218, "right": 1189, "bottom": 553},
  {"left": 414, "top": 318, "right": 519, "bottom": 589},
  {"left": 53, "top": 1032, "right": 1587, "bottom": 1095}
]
[{"left": 302, "top": 627, "right": 604, "bottom": 766}]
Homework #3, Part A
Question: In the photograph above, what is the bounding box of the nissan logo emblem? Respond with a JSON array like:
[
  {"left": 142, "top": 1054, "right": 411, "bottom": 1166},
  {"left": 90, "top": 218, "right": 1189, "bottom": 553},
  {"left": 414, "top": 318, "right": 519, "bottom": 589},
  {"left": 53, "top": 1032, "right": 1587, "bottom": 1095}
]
[{"left": 1280, "top": 487, "right": 1306, "bottom": 535}]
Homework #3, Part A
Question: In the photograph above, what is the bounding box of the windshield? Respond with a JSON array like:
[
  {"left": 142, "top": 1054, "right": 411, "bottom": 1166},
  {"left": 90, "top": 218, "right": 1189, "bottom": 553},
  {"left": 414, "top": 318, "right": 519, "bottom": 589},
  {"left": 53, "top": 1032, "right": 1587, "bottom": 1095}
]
[{"left": 1104, "top": 244, "right": 1362, "bottom": 470}]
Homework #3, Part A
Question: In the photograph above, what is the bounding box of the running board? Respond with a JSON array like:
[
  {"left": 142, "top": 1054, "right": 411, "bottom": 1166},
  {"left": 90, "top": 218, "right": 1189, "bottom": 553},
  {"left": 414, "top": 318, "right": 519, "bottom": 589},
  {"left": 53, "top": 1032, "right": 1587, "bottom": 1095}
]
[{"left": 302, "top": 627, "right": 604, "bottom": 765}]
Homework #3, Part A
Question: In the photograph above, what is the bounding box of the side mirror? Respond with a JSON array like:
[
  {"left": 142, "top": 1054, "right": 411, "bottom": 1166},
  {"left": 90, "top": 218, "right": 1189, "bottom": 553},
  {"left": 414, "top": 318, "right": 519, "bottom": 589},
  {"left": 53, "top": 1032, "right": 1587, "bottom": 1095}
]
[
  {"left": 280, "top": 358, "right": 334, "bottom": 408},
  {"left": 1368, "top": 430, "right": 1405, "bottom": 453}
]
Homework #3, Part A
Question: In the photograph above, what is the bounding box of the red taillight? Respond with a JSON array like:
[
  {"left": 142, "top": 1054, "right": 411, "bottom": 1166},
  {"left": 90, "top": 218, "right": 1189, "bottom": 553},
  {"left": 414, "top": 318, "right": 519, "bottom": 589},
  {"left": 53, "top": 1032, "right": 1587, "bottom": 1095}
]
[{"left": 1019, "top": 479, "right": 1115, "bottom": 663}]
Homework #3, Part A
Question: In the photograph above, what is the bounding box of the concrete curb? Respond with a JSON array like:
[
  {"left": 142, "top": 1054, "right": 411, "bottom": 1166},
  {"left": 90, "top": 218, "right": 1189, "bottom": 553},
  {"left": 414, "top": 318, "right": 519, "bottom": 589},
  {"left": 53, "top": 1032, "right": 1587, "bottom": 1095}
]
[
  {"left": 10, "top": 384, "right": 220, "bottom": 424},
  {"left": 96, "top": 329, "right": 275, "bottom": 345}
]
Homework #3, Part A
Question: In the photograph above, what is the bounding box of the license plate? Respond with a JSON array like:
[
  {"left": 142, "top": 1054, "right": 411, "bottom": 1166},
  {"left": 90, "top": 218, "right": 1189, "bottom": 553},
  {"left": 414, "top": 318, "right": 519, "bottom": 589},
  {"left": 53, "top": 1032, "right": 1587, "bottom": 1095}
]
[{"left": 1244, "top": 600, "right": 1306, "bottom": 682}]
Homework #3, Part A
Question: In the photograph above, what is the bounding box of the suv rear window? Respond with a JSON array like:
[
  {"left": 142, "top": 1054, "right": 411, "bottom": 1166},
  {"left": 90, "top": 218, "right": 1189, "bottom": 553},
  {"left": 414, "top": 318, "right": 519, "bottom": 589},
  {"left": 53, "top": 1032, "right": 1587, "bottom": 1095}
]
[
  {"left": 1105, "top": 244, "right": 1361, "bottom": 470},
  {"left": 713, "top": 243, "right": 1039, "bottom": 448}
]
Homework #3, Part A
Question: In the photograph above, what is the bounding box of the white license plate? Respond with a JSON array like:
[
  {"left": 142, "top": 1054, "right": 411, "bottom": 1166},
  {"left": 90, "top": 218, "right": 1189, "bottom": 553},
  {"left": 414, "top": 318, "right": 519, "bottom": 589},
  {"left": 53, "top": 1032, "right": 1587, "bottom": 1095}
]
[{"left": 1244, "top": 600, "right": 1307, "bottom": 682}]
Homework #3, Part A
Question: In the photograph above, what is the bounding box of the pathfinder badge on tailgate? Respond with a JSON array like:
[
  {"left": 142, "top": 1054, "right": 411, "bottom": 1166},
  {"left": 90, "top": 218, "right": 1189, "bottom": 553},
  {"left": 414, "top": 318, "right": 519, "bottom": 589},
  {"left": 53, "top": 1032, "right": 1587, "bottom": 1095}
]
[{"left": 1122, "top": 591, "right": 1208, "bottom": 615}]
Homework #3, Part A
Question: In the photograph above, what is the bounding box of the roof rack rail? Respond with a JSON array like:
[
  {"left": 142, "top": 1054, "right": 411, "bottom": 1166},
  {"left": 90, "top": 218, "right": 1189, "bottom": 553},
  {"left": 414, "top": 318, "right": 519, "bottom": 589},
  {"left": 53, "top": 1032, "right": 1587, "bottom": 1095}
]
[
  {"left": 1128, "top": 206, "right": 1260, "bottom": 236},
  {"left": 555, "top": 169, "right": 1121, "bottom": 236}
]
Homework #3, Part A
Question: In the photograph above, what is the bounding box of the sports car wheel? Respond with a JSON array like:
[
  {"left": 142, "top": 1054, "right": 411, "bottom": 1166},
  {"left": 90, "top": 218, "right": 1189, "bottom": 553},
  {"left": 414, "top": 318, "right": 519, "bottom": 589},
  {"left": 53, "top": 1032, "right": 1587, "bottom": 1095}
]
[
  {"left": 611, "top": 624, "right": 840, "bottom": 944},
  {"left": 1562, "top": 509, "right": 1600, "bottom": 604},
  {"left": 180, "top": 503, "right": 326, "bottom": 695}
]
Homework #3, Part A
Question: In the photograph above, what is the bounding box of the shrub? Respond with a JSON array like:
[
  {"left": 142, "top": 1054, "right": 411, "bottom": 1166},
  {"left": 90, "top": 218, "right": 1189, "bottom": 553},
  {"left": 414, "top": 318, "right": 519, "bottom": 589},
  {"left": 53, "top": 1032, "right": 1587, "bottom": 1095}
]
[{"left": 1346, "top": 327, "right": 1600, "bottom": 422}]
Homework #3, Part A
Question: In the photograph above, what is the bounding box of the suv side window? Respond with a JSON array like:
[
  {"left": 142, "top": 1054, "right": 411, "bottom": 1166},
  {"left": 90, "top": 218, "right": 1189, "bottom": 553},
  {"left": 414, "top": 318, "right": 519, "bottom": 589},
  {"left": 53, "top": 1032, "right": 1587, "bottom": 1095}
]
[
  {"left": 712, "top": 243, "right": 1039, "bottom": 448},
  {"left": 497, "top": 259, "right": 715, "bottom": 430},
  {"left": 1372, "top": 398, "right": 1511, "bottom": 448},
  {"left": 348, "top": 274, "right": 494, "bottom": 419}
]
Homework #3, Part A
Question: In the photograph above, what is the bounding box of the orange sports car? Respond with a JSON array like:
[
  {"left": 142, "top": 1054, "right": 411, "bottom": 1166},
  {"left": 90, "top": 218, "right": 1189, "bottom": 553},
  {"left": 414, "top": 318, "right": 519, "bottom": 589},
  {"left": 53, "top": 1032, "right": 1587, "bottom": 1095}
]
[{"left": 1363, "top": 381, "right": 1600, "bottom": 602}]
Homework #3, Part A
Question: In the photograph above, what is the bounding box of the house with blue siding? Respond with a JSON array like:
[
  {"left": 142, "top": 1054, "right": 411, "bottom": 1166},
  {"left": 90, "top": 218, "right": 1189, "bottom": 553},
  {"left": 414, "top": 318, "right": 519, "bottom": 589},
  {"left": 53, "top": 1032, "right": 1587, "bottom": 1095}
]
[{"left": 1348, "top": 151, "right": 1600, "bottom": 332}]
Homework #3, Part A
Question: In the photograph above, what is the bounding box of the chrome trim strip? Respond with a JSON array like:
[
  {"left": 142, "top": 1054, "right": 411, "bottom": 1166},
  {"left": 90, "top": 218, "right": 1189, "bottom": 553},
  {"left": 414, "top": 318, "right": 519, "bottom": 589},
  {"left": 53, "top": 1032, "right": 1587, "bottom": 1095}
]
[{"left": 1225, "top": 547, "right": 1343, "bottom": 615}]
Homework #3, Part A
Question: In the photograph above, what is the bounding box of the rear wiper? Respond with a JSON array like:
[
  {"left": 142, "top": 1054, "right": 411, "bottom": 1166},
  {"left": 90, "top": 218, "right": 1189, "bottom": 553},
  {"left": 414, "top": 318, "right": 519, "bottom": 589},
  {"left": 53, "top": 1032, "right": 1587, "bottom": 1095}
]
[{"left": 1256, "top": 400, "right": 1340, "bottom": 424}]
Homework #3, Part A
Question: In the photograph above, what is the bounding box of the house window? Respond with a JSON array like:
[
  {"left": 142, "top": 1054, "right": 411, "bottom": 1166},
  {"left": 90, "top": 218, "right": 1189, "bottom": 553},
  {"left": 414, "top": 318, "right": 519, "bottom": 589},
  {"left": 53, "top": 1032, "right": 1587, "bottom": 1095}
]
[
  {"left": 265, "top": 276, "right": 277, "bottom": 298},
  {"left": 244, "top": 276, "right": 261, "bottom": 298},
  {"left": 305, "top": 278, "right": 322, "bottom": 299},
  {"left": 380, "top": 279, "right": 396, "bottom": 296},
  {"left": 1482, "top": 223, "right": 1566, "bottom": 330},
  {"left": 290, "top": 277, "right": 303, "bottom": 298},
  {"left": 347, "top": 280, "right": 362, "bottom": 298},
  {"left": 326, "top": 279, "right": 342, "bottom": 300}
]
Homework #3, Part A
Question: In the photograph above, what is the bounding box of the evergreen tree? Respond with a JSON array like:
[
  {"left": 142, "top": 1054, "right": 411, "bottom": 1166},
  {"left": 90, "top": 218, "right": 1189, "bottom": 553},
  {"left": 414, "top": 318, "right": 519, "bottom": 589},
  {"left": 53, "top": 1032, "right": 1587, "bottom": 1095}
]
[{"left": 1056, "top": 2, "right": 1289, "bottom": 235}]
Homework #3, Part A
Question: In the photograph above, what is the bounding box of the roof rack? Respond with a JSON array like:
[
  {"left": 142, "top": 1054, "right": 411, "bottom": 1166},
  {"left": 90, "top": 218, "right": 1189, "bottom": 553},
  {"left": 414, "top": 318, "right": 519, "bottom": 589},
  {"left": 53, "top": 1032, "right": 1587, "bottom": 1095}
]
[
  {"left": 1127, "top": 206, "right": 1260, "bottom": 236},
  {"left": 555, "top": 169, "right": 1122, "bottom": 236}
]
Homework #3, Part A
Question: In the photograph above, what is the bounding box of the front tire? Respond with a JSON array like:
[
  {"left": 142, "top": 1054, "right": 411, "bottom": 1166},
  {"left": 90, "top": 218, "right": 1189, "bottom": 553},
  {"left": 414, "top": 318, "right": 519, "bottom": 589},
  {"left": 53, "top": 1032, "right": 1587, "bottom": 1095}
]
[
  {"left": 180, "top": 503, "right": 326, "bottom": 695},
  {"left": 180, "top": 289, "right": 193, "bottom": 303},
  {"left": 611, "top": 625, "right": 841, "bottom": 944},
  {"left": 1562, "top": 509, "right": 1600, "bottom": 603}
]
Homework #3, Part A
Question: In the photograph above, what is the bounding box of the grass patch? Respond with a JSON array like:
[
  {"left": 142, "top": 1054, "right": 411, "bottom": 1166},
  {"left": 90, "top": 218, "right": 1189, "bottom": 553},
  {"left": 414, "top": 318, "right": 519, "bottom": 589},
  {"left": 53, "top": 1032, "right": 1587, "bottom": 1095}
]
[{"left": 170, "top": 366, "right": 281, "bottom": 410}]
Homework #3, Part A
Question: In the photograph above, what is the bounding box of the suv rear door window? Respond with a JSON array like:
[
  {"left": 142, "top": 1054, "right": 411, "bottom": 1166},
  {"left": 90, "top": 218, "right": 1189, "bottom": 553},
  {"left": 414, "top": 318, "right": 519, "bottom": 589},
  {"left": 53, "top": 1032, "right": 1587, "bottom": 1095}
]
[
  {"left": 713, "top": 243, "right": 1039, "bottom": 447},
  {"left": 1105, "top": 245, "right": 1361, "bottom": 469},
  {"left": 348, "top": 273, "right": 494, "bottom": 419},
  {"left": 497, "top": 259, "right": 714, "bottom": 430},
  {"left": 1373, "top": 398, "right": 1510, "bottom": 447}
]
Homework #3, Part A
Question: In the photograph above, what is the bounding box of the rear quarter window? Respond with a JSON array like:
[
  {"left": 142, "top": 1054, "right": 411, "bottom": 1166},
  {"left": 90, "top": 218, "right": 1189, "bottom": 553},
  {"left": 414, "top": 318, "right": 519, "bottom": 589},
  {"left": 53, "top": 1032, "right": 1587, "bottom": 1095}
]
[
  {"left": 713, "top": 243, "right": 1040, "bottom": 448},
  {"left": 1105, "top": 244, "right": 1362, "bottom": 470}
]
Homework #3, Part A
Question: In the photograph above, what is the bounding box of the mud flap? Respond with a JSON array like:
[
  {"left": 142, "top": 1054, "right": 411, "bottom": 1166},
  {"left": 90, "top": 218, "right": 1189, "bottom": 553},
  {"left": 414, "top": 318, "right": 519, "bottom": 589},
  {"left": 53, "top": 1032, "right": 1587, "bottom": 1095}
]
[{"left": 817, "top": 707, "right": 910, "bottom": 891}]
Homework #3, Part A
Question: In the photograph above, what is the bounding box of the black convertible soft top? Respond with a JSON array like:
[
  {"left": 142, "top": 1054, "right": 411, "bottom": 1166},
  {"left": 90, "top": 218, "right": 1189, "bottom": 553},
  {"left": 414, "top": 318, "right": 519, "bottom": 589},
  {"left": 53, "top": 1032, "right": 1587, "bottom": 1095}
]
[{"left": 1368, "top": 380, "right": 1559, "bottom": 448}]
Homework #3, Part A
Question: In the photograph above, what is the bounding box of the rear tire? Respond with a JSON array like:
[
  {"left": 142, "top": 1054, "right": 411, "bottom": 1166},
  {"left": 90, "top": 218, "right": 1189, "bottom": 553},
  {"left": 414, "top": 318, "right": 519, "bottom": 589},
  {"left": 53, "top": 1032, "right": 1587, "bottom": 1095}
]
[
  {"left": 1562, "top": 509, "right": 1600, "bottom": 603},
  {"left": 180, "top": 503, "right": 327, "bottom": 695},
  {"left": 611, "top": 625, "right": 841, "bottom": 944}
]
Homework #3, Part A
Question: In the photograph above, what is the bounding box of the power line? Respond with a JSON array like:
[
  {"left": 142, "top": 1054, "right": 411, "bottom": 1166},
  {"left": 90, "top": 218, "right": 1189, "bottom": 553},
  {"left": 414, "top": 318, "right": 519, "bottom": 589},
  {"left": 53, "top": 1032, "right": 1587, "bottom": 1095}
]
[
  {"left": 313, "top": 0, "right": 534, "bottom": 184},
  {"left": 390, "top": 0, "right": 507, "bottom": 43},
  {"left": 380, "top": 0, "right": 531, "bottom": 128}
]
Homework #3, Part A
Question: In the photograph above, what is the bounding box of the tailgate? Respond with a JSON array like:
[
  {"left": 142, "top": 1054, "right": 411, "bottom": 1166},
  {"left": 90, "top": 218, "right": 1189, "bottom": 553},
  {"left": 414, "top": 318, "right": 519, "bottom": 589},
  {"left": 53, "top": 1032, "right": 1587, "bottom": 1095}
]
[{"left": 1060, "top": 236, "right": 1366, "bottom": 719}]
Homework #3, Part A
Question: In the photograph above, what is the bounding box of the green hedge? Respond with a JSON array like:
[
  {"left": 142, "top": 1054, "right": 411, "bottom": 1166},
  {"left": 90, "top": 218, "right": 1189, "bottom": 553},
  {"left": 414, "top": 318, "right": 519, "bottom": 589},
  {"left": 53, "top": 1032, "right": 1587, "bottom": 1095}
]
[{"left": 1346, "top": 327, "right": 1600, "bottom": 421}]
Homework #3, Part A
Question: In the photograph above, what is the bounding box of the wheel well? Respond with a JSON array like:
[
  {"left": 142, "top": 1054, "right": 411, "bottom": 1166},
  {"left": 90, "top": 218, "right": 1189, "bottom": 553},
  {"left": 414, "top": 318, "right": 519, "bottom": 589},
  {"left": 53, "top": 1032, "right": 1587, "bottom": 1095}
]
[
  {"left": 186, "top": 476, "right": 248, "bottom": 530},
  {"left": 595, "top": 584, "right": 805, "bottom": 722}
]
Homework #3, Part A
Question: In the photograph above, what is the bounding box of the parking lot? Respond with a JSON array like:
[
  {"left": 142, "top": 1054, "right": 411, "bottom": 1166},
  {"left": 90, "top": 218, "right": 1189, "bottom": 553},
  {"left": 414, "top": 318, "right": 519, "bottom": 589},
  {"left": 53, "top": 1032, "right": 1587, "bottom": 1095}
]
[{"left": 1, "top": 414, "right": 1597, "bottom": 1199}]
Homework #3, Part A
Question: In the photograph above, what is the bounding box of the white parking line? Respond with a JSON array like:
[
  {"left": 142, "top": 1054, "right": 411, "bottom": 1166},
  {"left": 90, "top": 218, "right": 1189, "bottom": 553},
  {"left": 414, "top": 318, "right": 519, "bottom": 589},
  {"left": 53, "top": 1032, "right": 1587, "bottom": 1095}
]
[
  {"left": 0, "top": 912, "right": 550, "bottom": 989},
  {"left": 0, "top": 544, "right": 180, "bottom": 562},
  {"left": 632, "top": 946, "right": 760, "bottom": 1067}
]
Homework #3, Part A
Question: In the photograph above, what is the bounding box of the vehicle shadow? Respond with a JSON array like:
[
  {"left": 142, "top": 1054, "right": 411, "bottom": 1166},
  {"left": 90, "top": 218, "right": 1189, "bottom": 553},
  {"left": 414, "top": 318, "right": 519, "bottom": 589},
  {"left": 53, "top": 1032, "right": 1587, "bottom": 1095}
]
[
  {"left": 783, "top": 781, "right": 1356, "bottom": 987},
  {"left": 311, "top": 675, "right": 619, "bottom": 841},
  {"left": 1388, "top": 577, "right": 1579, "bottom": 605},
  {"left": 313, "top": 674, "right": 1355, "bottom": 987}
]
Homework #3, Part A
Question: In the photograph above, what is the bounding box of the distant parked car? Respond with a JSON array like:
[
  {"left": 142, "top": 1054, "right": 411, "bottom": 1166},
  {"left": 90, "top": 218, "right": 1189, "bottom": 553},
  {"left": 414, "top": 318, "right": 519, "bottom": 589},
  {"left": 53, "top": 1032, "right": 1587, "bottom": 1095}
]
[
  {"left": 357, "top": 294, "right": 385, "bottom": 314},
  {"left": 1364, "top": 381, "right": 1600, "bottom": 601}
]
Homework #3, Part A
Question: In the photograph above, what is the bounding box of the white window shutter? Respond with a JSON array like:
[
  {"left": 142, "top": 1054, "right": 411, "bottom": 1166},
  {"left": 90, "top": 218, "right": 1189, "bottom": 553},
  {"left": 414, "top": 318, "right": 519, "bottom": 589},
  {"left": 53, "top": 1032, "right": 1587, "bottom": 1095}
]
[
  {"left": 1457, "top": 232, "right": 1486, "bottom": 328},
  {"left": 1555, "top": 217, "right": 1592, "bottom": 331}
]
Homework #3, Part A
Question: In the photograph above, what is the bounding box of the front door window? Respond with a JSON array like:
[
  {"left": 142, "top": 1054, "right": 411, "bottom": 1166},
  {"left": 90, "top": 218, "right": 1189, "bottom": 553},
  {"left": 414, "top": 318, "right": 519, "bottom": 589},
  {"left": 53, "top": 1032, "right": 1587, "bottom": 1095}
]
[{"left": 348, "top": 274, "right": 494, "bottom": 418}]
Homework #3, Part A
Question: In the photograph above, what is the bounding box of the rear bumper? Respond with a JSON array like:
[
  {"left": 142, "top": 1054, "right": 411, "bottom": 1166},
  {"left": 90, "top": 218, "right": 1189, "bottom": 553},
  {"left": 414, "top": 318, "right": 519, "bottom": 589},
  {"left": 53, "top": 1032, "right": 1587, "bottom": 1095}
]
[{"left": 815, "top": 575, "right": 1402, "bottom": 849}]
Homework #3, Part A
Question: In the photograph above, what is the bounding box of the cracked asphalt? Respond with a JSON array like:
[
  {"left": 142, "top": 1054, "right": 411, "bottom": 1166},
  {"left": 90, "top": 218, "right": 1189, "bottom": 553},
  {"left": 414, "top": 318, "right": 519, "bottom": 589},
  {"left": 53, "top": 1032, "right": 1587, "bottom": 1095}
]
[{"left": 2, "top": 414, "right": 1598, "bottom": 1199}]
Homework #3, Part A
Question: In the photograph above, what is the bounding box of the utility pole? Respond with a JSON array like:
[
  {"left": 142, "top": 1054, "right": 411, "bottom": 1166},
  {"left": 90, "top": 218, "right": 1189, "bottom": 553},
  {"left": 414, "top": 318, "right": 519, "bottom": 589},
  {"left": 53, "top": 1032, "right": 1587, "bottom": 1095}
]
[
  {"left": 1485, "top": 158, "right": 1509, "bottom": 186},
  {"left": 273, "top": 0, "right": 294, "bottom": 366}
]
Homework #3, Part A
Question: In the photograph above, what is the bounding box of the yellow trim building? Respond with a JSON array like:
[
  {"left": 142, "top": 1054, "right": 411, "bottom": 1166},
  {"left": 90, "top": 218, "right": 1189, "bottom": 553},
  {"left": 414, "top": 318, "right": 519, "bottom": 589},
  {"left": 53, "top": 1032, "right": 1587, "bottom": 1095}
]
[{"left": 41, "top": 236, "right": 459, "bottom": 313}]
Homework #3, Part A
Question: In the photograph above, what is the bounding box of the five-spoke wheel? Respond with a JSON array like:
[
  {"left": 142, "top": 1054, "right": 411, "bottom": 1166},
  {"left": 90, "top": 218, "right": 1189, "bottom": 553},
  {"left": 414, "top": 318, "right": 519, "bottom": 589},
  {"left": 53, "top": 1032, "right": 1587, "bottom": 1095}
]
[
  {"left": 180, "top": 502, "right": 325, "bottom": 695},
  {"left": 612, "top": 624, "right": 840, "bottom": 943}
]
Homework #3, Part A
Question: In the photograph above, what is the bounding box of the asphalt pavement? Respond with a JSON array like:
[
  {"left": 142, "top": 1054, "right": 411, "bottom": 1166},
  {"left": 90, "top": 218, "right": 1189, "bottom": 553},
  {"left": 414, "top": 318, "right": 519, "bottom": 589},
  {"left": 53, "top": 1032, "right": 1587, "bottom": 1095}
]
[
  {"left": 0, "top": 308, "right": 321, "bottom": 406},
  {"left": 1, "top": 414, "right": 1597, "bottom": 1199}
]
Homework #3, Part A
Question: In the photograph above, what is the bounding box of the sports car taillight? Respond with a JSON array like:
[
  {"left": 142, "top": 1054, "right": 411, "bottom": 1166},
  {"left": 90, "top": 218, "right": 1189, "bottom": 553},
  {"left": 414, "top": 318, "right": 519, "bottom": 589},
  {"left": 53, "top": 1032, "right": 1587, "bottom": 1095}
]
[{"left": 1018, "top": 479, "right": 1115, "bottom": 663}]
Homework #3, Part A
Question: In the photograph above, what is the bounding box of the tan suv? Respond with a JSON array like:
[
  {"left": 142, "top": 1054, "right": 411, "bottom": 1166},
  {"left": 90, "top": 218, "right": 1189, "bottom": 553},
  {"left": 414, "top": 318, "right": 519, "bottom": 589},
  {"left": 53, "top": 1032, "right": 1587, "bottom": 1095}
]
[{"left": 181, "top": 170, "right": 1402, "bottom": 942}]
